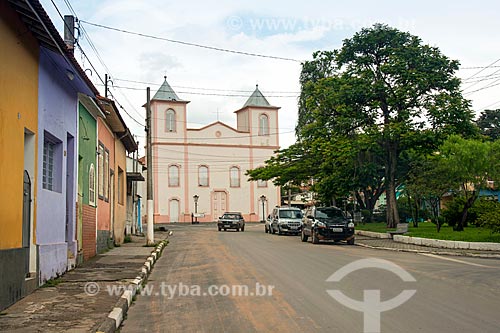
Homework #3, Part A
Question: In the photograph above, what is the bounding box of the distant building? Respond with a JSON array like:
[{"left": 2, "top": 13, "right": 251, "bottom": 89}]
[{"left": 148, "top": 78, "right": 280, "bottom": 224}]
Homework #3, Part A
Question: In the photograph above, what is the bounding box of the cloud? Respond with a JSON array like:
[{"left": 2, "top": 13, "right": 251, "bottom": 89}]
[{"left": 139, "top": 53, "right": 182, "bottom": 81}]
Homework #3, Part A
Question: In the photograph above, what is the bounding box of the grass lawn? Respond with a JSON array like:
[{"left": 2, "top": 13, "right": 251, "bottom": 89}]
[{"left": 356, "top": 222, "right": 500, "bottom": 243}]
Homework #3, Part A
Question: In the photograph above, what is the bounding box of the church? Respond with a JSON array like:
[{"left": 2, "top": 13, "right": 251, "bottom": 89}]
[{"left": 149, "top": 78, "right": 281, "bottom": 223}]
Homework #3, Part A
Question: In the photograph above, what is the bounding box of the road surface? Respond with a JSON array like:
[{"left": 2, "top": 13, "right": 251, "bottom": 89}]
[{"left": 121, "top": 223, "right": 500, "bottom": 332}]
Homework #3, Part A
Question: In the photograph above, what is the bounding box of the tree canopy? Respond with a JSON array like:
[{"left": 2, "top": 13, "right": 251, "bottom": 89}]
[
  {"left": 248, "top": 24, "right": 477, "bottom": 228},
  {"left": 477, "top": 109, "right": 500, "bottom": 141}
]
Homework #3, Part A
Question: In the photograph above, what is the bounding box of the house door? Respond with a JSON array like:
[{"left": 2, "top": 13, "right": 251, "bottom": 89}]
[
  {"left": 212, "top": 191, "right": 227, "bottom": 219},
  {"left": 77, "top": 156, "right": 83, "bottom": 262},
  {"left": 169, "top": 199, "right": 179, "bottom": 222},
  {"left": 22, "top": 170, "right": 31, "bottom": 276}
]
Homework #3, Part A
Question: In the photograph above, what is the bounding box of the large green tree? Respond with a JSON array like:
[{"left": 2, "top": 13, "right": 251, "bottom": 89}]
[{"left": 297, "top": 24, "right": 476, "bottom": 227}]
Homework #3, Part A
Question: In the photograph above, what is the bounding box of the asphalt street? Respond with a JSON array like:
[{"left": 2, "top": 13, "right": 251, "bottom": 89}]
[{"left": 121, "top": 223, "right": 500, "bottom": 333}]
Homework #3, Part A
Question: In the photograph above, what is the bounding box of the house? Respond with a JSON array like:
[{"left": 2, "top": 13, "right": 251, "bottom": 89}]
[
  {"left": 0, "top": 0, "right": 40, "bottom": 310},
  {"left": 0, "top": 0, "right": 100, "bottom": 308},
  {"left": 96, "top": 96, "right": 138, "bottom": 248},
  {"left": 0, "top": 0, "right": 138, "bottom": 310},
  {"left": 77, "top": 95, "right": 103, "bottom": 262},
  {"left": 148, "top": 78, "right": 280, "bottom": 225},
  {"left": 36, "top": 43, "right": 100, "bottom": 281}
]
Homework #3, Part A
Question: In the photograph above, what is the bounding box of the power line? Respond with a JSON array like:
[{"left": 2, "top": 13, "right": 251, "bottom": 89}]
[
  {"left": 464, "top": 80, "right": 500, "bottom": 96},
  {"left": 134, "top": 129, "right": 295, "bottom": 141},
  {"left": 460, "top": 65, "right": 500, "bottom": 69},
  {"left": 462, "top": 58, "right": 500, "bottom": 84},
  {"left": 462, "top": 68, "right": 500, "bottom": 93},
  {"left": 462, "top": 73, "right": 500, "bottom": 83},
  {"left": 113, "top": 78, "right": 300, "bottom": 94},
  {"left": 99, "top": 84, "right": 298, "bottom": 98},
  {"left": 78, "top": 25, "right": 145, "bottom": 120},
  {"left": 79, "top": 20, "right": 301, "bottom": 63},
  {"left": 54, "top": 0, "right": 145, "bottom": 128},
  {"left": 478, "top": 99, "right": 500, "bottom": 111}
]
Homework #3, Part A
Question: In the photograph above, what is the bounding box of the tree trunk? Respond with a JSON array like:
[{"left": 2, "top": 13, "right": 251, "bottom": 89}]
[
  {"left": 456, "top": 191, "right": 477, "bottom": 231},
  {"left": 385, "top": 143, "right": 400, "bottom": 228}
]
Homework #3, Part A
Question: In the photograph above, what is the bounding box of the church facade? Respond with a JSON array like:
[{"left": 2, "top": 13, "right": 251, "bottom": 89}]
[{"left": 150, "top": 78, "right": 280, "bottom": 223}]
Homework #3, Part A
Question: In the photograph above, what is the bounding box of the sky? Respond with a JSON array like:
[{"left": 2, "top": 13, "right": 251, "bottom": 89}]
[{"left": 40, "top": 0, "right": 500, "bottom": 153}]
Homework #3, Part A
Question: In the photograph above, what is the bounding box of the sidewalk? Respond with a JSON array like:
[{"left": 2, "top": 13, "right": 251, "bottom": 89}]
[
  {"left": 0, "top": 234, "right": 168, "bottom": 333},
  {"left": 355, "top": 234, "right": 500, "bottom": 259}
]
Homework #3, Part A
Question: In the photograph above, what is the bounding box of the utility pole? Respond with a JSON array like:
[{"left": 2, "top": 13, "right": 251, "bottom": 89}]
[
  {"left": 146, "top": 87, "right": 154, "bottom": 245},
  {"left": 105, "top": 74, "right": 108, "bottom": 98}
]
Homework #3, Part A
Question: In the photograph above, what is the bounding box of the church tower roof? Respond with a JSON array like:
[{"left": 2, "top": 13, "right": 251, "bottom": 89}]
[
  {"left": 152, "top": 76, "right": 184, "bottom": 102},
  {"left": 242, "top": 84, "right": 273, "bottom": 108}
]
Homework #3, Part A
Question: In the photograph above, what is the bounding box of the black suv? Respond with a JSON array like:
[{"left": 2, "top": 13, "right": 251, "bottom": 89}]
[
  {"left": 301, "top": 207, "right": 355, "bottom": 244},
  {"left": 218, "top": 212, "right": 245, "bottom": 232}
]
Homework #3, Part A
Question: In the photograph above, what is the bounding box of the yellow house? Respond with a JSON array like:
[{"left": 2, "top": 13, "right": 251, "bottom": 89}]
[{"left": 0, "top": 1, "right": 39, "bottom": 310}]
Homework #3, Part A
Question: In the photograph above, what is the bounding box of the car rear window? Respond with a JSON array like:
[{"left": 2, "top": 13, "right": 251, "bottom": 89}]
[
  {"left": 316, "top": 208, "right": 344, "bottom": 219},
  {"left": 278, "top": 210, "right": 303, "bottom": 219},
  {"left": 223, "top": 214, "right": 240, "bottom": 219}
]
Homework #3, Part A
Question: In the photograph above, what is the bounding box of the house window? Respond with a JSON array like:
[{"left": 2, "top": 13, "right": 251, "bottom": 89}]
[
  {"left": 98, "top": 144, "right": 110, "bottom": 201},
  {"left": 230, "top": 166, "right": 240, "bottom": 188},
  {"left": 98, "top": 144, "right": 105, "bottom": 199},
  {"left": 257, "top": 179, "right": 267, "bottom": 187},
  {"left": 198, "top": 165, "right": 209, "bottom": 187},
  {"left": 118, "top": 167, "right": 124, "bottom": 205},
  {"left": 169, "top": 165, "right": 180, "bottom": 187},
  {"left": 43, "top": 141, "right": 55, "bottom": 190},
  {"left": 89, "top": 163, "right": 96, "bottom": 206},
  {"left": 166, "top": 109, "right": 176, "bottom": 132},
  {"left": 42, "top": 132, "right": 62, "bottom": 192},
  {"left": 104, "top": 150, "right": 109, "bottom": 200},
  {"left": 259, "top": 114, "right": 269, "bottom": 136}
]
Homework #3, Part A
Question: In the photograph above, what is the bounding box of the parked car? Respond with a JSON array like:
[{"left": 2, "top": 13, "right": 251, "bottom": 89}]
[
  {"left": 301, "top": 206, "right": 355, "bottom": 244},
  {"left": 270, "top": 207, "right": 303, "bottom": 235},
  {"left": 218, "top": 212, "right": 245, "bottom": 232}
]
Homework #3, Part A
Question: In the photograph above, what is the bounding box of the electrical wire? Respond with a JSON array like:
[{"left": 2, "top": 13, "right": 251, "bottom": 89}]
[
  {"left": 462, "top": 58, "right": 500, "bottom": 87},
  {"left": 133, "top": 128, "right": 294, "bottom": 141},
  {"left": 97, "top": 84, "right": 298, "bottom": 98},
  {"left": 55, "top": 0, "right": 145, "bottom": 128},
  {"left": 113, "top": 78, "right": 300, "bottom": 94},
  {"left": 464, "top": 80, "right": 500, "bottom": 96},
  {"left": 79, "top": 20, "right": 301, "bottom": 63}
]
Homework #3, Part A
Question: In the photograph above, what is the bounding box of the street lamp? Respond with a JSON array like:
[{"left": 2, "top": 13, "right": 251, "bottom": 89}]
[
  {"left": 260, "top": 195, "right": 267, "bottom": 223},
  {"left": 193, "top": 195, "right": 199, "bottom": 224}
]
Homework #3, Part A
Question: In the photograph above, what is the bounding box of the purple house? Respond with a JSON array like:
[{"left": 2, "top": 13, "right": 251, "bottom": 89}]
[{"left": 36, "top": 42, "right": 98, "bottom": 282}]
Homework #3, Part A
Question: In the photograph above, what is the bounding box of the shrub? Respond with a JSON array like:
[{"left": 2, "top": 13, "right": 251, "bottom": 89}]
[
  {"left": 476, "top": 201, "right": 500, "bottom": 233},
  {"left": 468, "top": 199, "right": 500, "bottom": 226}
]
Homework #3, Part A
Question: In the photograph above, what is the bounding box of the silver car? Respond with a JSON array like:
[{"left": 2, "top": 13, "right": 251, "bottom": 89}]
[{"left": 270, "top": 207, "right": 303, "bottom": 235}]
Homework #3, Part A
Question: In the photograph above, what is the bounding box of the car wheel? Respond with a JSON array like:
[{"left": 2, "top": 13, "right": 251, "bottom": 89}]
[
  {"left": 278, "top": 226, "right": 282, "bottom": 235},
  {"left": 347, "top": 237, "right": 355, "bottom": 245},
  {"left": 301, "top": 230, "right": 308, "bottom": 242},
  {"left": 241, "top": 226, "right": 245, "bottom": 232},
  {"left": 224, "top": 229, "right": 227, "bottom": 231},
  {"left": 236, "top": 228, "right": 240, "bottom": 232},
  {"left": 312, "top": 229, "right": 319, "bottom": 244}
]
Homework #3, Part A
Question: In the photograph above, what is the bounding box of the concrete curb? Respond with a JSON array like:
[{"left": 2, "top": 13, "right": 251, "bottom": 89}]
[
  {"left": 355, "top": 230, "right": 392, "bottom": 239},
  {"left": 356, "top": 230, "right": 500, "bottom": 251},
  {"left": 355, "top": 242, "right": 500, "bottom": 259},
  {"left": 95, "top": 239, "right": 169, "bottom": 333}
]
